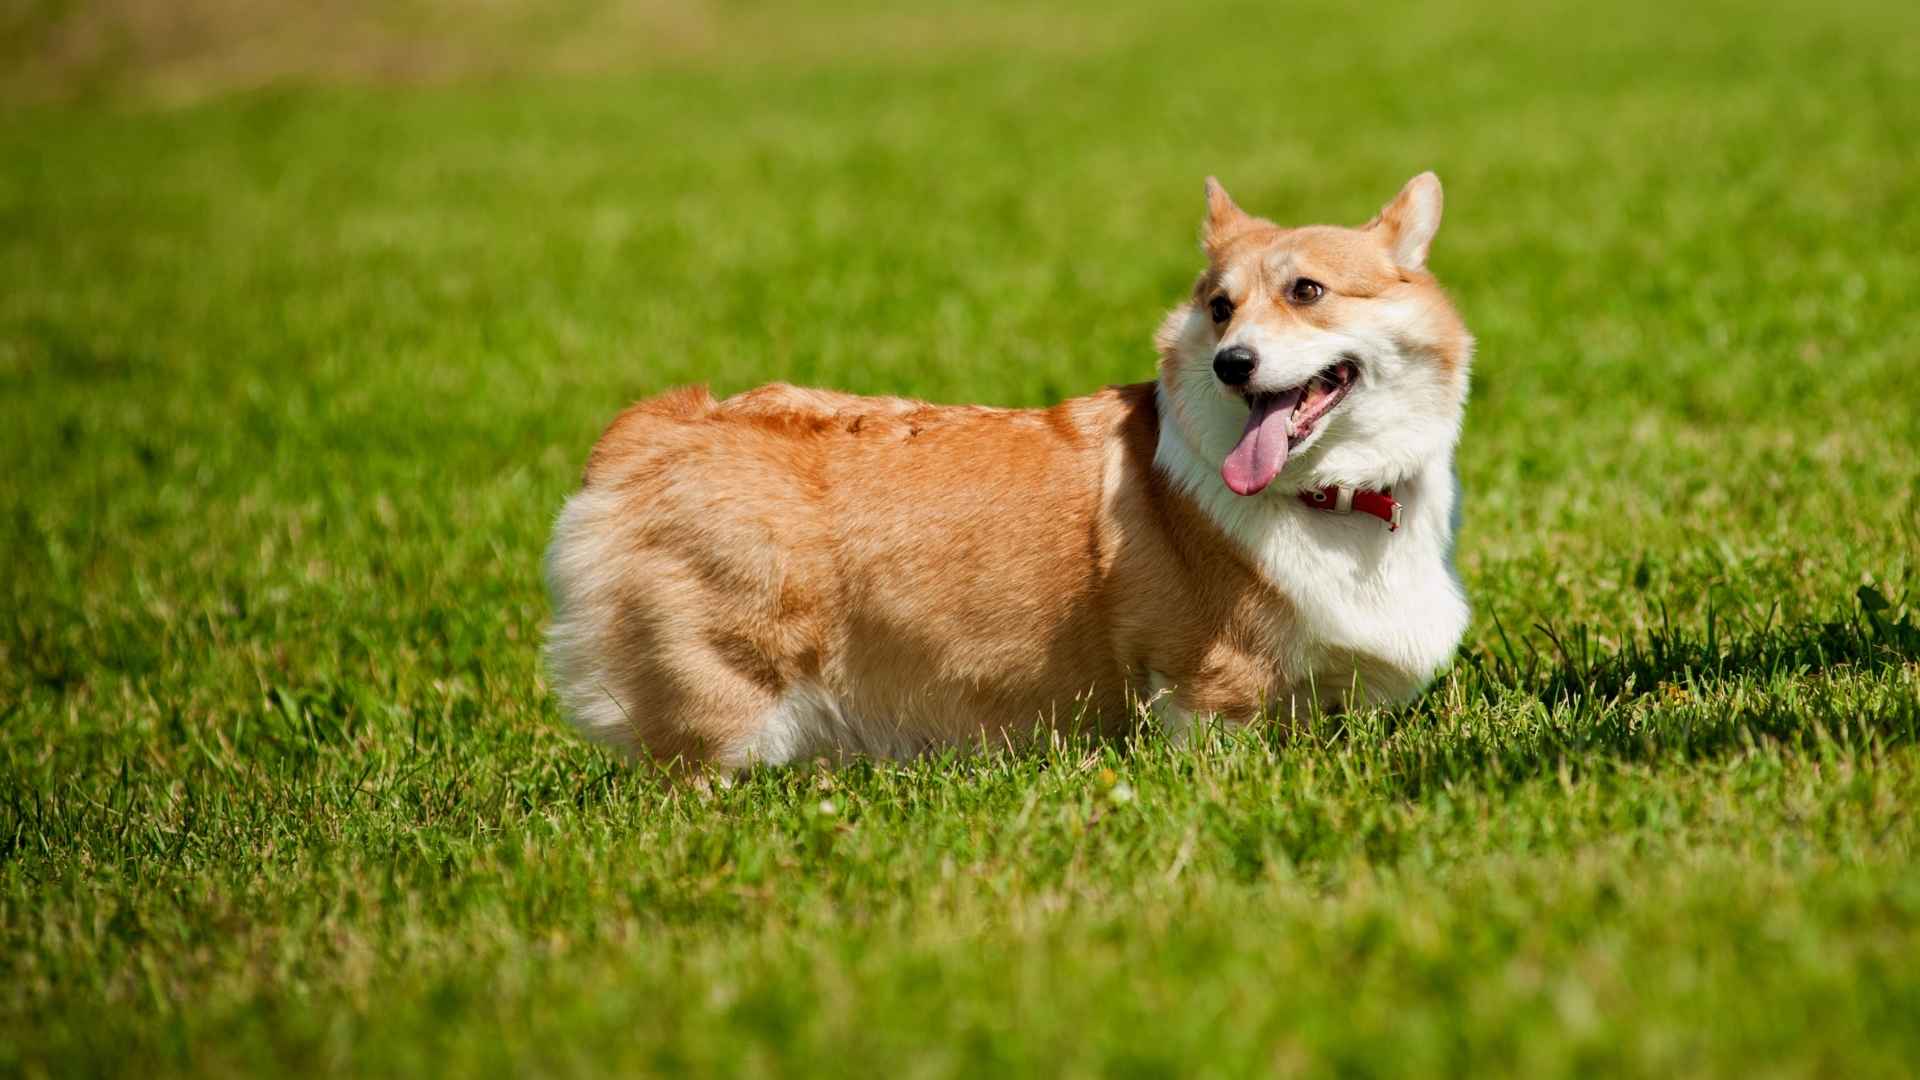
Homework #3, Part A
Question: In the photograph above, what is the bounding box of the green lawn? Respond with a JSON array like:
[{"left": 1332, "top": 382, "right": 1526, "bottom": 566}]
[{"left": 4, "top": 0, "right": 1920, "bottom": 1074}]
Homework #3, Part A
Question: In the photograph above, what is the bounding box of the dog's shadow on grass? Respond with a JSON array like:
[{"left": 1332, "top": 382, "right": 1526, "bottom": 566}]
[
  {"left": 1456, "top": 585, "right": 1918, "bottom": 707},
  {"left": 1262, "top": 585, "right": 1920, "bottom": 794}
]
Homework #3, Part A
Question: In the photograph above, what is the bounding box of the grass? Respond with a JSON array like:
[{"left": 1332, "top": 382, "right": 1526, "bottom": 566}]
[{"left": 4, "top": 0, "right": 1920, "bottom": 1073}]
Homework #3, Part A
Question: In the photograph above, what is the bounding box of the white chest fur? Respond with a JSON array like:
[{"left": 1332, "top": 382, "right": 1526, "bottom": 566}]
[{"left": 1152, "top": 409, "right": 1470, "bottom": 705}]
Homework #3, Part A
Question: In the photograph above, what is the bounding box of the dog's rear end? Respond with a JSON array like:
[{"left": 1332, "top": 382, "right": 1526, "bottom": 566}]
[{"left": 546, "top": 385, "right": 768, "bottom": 762}]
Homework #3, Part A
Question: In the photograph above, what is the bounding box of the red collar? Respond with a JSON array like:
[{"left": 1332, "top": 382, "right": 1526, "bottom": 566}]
[{"left": 1298, "top": 485, "right": 1402, "bottom": 531}]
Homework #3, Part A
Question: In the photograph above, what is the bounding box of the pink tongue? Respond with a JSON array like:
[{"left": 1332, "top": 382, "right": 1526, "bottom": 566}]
[{"left": 1221, "top": 388, "right": 1302, "bottom": 496}]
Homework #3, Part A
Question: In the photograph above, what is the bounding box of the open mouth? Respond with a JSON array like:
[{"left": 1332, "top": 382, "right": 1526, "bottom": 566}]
[{"left": 1220, "top": 358, "right": 1359, "bottom": 497}]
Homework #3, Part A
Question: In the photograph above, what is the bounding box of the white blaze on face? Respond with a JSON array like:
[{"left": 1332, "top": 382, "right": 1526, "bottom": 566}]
[{"left": 1159, "top": 171, "right": 1470, "bottom": 496}]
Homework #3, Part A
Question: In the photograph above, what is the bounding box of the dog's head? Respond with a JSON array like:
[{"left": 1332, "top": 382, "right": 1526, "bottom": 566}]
[{"left": 1156, "top": 174, "right": 1473, "bottom": 497}]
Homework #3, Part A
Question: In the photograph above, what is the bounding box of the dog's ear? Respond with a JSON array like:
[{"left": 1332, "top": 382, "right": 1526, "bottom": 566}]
[
  {"left": 1203, "top": 177, "right": 1250, "bottom": 247},
  {"left": 1371, "top": 172, "right": 1443, "bottom": 271}
]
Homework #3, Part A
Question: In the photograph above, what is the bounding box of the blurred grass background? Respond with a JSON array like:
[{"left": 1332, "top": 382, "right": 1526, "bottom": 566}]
[
  {"left": 1, "top": 0, "right": 1134, "bottom": 104},
  {"left": 3, "top": 0, "right": 1919, "bottom": 1075}
]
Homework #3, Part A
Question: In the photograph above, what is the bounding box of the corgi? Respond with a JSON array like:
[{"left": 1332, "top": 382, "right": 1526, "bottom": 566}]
[{"left": 544, "top": 173, "right": 1473, "bottom": 768}]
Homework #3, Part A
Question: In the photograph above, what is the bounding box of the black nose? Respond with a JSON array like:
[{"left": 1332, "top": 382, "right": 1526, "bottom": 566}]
[{"left": 1213, "top": 346, "right": 1257, "bottom": 387}]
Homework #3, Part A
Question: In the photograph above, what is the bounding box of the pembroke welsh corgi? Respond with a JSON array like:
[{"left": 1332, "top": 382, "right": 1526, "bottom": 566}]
[{"left": 544, "top": 173, "right": 1473, "bottom": 767}]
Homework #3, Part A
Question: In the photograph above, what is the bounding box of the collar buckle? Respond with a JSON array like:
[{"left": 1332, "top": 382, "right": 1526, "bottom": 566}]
[{"left": 1299, "top": 484, "right": 1401, "bottom": 533}]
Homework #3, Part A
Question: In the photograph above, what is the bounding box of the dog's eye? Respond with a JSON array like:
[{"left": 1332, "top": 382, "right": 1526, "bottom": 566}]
[
  {"left": 1208, "top": 296, "right": 1233, "bottom": 323},
  {"left": 1287, "top": 278, "right": 1326, "bottom": 305}
]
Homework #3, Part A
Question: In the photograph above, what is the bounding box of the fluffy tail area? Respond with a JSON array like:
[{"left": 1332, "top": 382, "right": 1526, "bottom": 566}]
[{"left": 542, "top": 485, "right": 645, "bottom": 753}]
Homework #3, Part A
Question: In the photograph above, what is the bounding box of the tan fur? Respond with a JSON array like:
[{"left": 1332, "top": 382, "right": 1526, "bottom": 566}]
[{"left": 565, "top": 382, "right": 1293, "bottom": 762}]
